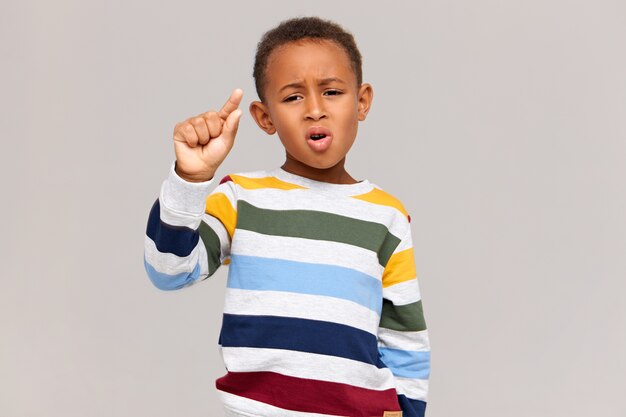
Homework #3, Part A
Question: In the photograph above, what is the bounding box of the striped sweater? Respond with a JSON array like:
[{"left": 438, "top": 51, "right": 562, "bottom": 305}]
[{"left": 143, "top": 161, "right": 431, "bottom": 417}]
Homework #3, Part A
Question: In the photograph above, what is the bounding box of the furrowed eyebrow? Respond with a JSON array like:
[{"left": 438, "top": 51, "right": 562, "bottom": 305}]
[{"left": 279, "top": 77, "right": 346, "bottom": 93}]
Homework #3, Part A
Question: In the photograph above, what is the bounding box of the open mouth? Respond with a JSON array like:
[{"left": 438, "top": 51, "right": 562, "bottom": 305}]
[
  {"left": 306, "top": 127, "right": 333, "bottom": 152},
  {"left": 307, "top": 126, "right": 332, "bottom": 141}
]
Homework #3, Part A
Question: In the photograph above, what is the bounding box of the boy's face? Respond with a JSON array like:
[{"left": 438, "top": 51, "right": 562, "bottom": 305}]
[{"left": 249, "top": 39, "right": 373, "bottom": 179}]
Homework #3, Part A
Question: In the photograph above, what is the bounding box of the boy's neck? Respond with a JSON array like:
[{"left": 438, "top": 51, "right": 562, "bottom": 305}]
[{"left": 280, "top": 156, "right": 359, "bottom": 185}]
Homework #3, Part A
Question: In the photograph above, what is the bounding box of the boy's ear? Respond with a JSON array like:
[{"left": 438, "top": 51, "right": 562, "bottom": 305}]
[
  {"left": 357, "top": 83, "right": 374, "bottom": 121},
  {"left": 249, "top": 101, "right": 276, "bottom": 134}
]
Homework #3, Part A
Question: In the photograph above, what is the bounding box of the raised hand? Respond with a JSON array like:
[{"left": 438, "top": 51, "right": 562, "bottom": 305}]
[{"left": 172, "top": 88, "right": 244, "bottom": 182}]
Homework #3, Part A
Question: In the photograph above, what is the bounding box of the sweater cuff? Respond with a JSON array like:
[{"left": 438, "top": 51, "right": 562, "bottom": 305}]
[{"left": 160, "top": 160, "right": 214, "bottom": 216}]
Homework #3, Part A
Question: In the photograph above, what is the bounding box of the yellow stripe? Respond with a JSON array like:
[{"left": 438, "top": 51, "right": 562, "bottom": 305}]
[
  {"left": 205, "top": 192, "right": 237, "bottom": 239},
  {"left": 382, "top": 247, "right": 416, "bottom": 287},
  {"left": 353, "top": 188, "right": 409, "bottom": 218},
  {"left": 230, "top": 174, "right": 306, "bottom": 191}
]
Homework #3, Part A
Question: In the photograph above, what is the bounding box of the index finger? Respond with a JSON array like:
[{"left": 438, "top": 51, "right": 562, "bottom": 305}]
[{"left": 218, "top": 88, "right": 244, "bottom": 120}]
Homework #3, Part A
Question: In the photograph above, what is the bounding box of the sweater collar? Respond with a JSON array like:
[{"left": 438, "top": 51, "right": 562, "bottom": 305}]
[{"left": 268, "top": 166, "right": 374, "bottom": 197}]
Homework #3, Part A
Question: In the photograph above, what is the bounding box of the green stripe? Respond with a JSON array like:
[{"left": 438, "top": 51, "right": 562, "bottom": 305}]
[
  {"left": 379, "top": 299, "right": 427, "bottom": 331},
  {"left": 198, "top": 221, "right": 222, "bottom": 276},
  {"left": 237, "top": 200, "right": 401, "bottom": 266},
  {"left": 379, "top": 230, "right": 401, "bottom": 268}
]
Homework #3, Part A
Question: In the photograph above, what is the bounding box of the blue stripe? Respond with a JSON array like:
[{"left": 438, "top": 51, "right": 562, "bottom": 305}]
[
  {"left": 228, "top": 254, "right": 382, "bottom": 313},
  {"left": 398, "top": 394, "right": 426, "bottom": 417},
  {"left": 219, "top": 313, "right": 387, "bottom": 368},
  {"left": 143, "top": 255, "right": 202, "bottom": 290},
  {"left": 379, "top": 347, "right": 430, "bottom": 379},
  {"left": 146, "top": 199, "right": 200, "bottom": 257}
]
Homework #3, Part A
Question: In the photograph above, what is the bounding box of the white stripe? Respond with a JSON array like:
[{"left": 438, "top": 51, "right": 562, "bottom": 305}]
[
  {"left": 158, "top": 195, "right": 203, "bottom": 229},
  {"left": 219, "top": 391, "right": 348, "bottom": 417},
  {"left": 160, "top": 160, "right": 214, "bottom": 221},
  {"left": 159, "top": 180, "right": 236, "bottom": 229},
  {"left": 235, "top": 186, "right": 408, "bottom": 238},
  {"left": 231, "top": 229, "right": 383, "bottom": 279},
  {"left": 223, "top": 288, "right": 380, "bottom": 335},
  {"left": 394, "top": 376, "right": 429, "bottom": 402},
  {"left": 144, "top": 235, "right": 209, "bottom": 277},
  {"left": 377, "top": 328, "right": 430, "bottom": 351},
  {"left": 393, "top": 229, "right": 413, "bottom": 253},
  {"left": 220, "top": 346, "right": 397, "bottom": 391},
  {"left": 383, "top": 278, "right": 421, "bottom": 305},
  {"left": 209, "top": 181, "right": 238, "bottom": 208}
]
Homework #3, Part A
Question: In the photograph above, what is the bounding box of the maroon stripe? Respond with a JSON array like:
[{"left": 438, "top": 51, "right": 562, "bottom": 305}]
[
  {"left": 219, "top": 175, "right": 233, "bottom": 185},
  {"left": 216, "top": 370, "right": 402, "bottom": 416}
]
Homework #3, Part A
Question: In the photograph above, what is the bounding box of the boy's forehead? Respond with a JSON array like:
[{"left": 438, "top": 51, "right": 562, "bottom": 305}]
[{"left": 266, "top": 40, "right": 355, "bottom": 89}]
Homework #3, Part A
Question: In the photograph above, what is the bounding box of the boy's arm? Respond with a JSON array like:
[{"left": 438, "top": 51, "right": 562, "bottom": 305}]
[
  {"left": 377, "top": 218, "right": 430, "bottom": 417},
  {"left": 143, "top": 160, "right": 237, "bottom": 290}
]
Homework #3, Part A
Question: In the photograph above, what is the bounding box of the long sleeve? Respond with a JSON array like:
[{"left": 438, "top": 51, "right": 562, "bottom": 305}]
[
  {"left": 143, "top": 160, "right": 238, "bottom": 291},
  {"left": 377, "top": 217, "right": 430, "bottom": 417}
]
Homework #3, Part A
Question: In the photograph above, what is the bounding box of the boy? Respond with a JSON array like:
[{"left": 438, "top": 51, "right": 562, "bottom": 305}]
[{"left": 144, "top": 16, "right": 430, "bottom": 417}]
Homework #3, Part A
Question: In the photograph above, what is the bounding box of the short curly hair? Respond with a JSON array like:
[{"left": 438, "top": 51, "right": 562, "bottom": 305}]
[{"left": 253, "top": 16, "right": 363, "bottom": 103}]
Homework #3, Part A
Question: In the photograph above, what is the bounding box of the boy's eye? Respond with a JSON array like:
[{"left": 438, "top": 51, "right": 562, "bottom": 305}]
[{"left": 283, "top": 90, "right": 342, "bottom": 102}]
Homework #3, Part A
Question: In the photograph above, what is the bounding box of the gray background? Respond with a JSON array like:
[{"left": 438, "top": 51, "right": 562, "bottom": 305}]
[{"left": 2, "top": 1, "right": 625, "bottom": 416}]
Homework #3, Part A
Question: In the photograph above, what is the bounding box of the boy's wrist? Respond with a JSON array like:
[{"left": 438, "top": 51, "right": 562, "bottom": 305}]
[
  {"left": 161, "top": 160, "right": 214, "bottom": 218},
  {"left": 174, "top": 161, "right": 215, "bottom": 183}
]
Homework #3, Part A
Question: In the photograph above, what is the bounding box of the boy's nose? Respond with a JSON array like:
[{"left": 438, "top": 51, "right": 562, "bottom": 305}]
[{"left": 305, "top": 94, "right": 327, "bottom": 120}]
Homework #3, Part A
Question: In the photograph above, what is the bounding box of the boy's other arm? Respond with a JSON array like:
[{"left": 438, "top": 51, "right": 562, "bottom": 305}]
[
  {"left": 143, "top": 89, "right": 243, "bottom": 290},
  {"left": 377, "top": 220, "right": 430, "bottom": 417}
]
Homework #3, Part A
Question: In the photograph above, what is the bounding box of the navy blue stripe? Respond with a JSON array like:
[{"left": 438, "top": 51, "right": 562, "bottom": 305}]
[
  {"left": 398, "top": 394, "right": 427, "bottom": 417},
  {"left": 219, "top": 313, "right": 387, "bottom": 368},
  {"left": 146, "top": 199, "right": 199, "bottom": 257}
]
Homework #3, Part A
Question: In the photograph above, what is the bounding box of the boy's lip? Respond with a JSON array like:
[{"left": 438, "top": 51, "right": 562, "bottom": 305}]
[{"left": 306, "top": 126, "right": 332, "bottom": 140}]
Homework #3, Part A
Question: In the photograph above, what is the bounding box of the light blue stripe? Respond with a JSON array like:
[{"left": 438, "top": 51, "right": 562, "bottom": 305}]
[
  {"left": 228, "top": 254, "right": 382, "bottom": 313},
  {"left": 379, "top": 347, "right": 430, "bottom": 379},
  {"left": 143, "top": 255, "right": 202, "bottom": 290}
]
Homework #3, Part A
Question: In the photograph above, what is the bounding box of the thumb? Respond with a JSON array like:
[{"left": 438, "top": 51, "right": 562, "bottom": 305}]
[{"left": 222, "top": 108, "right": 243, "bottom": 142}]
